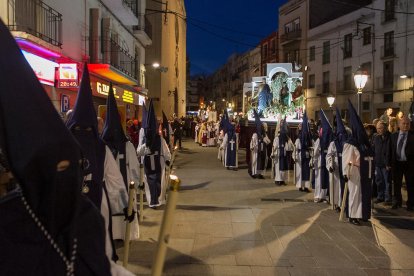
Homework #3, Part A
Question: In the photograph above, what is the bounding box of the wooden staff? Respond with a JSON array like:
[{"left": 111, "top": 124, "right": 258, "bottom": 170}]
[
  {"left": 139, "top": 164, "right": 144, "bottom": 222},
  {"left": 339, "top": 162, "right": 352, "bottom": 222},
  {"left": 152, "top": 175, "right": 181, "bottom": 276},
  {"left": 123, "top": 180, "right": 137, "bottom": 267},
  {"left": 329, "top": 169, "right": 334, "bottom": 210}
]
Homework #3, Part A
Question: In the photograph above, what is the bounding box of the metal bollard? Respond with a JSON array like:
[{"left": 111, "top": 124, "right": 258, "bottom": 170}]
[{"left": 151, "top": 175, "right": 181, "bottom": 276}]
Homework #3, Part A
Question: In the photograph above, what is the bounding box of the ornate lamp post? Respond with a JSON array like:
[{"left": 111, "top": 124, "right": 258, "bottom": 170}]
[{"left": 353, "top": 68, "right": 369, "bottom": 116}]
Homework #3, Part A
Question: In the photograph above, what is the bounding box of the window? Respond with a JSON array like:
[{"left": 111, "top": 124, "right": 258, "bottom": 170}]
[
  {"left": 384, "top": 93, "right": 393, "bottom": 102},
  {"left": 384, "top": 31, "right": 394, "bottom": 57},
  {"left": 383, "top": 61, "right": 394, "bottom": 89},
  {"left": 322, "top": 71, "right": 330, "bottom": 94},
  {"left": 363, "top": 27, "right": 371, "bottom": 45},
  {"left": 293, "top": 18, "right": 300, "bottom": 31},
  {"left": 323, "top": 41, "right": 330, "bottom": 64},
  {"left": 343, "top": 66, "right": 352, "bottom": 90},
  {"left": 309, "top": 46, "right": 315, "bottom": 61},
  {"left": 263, "top": 44, "right": 268, "bottom": 58},
  {"left": 361, "top": 62, "right": 372, "bottom": 77},
  {"left": 363, "top": 101, "right": 370, "bottom": 111},
  {"left": 309, "top": 74, "right": 315, "bottom": 88},
  {"left": 294, "top": 49, "right": 300, "bottom": 64},
  {"left": 271, "top": 39, "right": 276, "bottom": 54},
  {"left": 343, "top": 34, "right": 352, "bottom": 59},
  {"left": 385, "top": 0, "right": 395, "bottom": 21}
]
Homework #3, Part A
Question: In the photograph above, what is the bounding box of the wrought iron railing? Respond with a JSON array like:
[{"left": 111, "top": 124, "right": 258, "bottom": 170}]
[
  {"left": 7, "top": 0, "right": 62, "bottom": 47},
  {"left": 133, "top": 14, "right": 153, "bottom": 40},
  {"left": 109, "top": 37, "right": 137, "bottom": 79}
]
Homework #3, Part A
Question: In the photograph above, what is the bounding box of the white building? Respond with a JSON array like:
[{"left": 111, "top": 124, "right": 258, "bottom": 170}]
[
  {"left": 1, "top": 0, "right": 151, "bottom": 119},
  {"left": 306, "top": 0, "right": 414, "bottom": 122}
]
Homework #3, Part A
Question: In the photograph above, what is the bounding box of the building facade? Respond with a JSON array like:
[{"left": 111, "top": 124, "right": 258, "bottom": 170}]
[
  {"left": 306, "top": 0, "right": 414, "bottom": 122},
  {"left": 145, "top": 0, "right": 187, "bottom": 119},
  {"left": 0, "top": 0, "right": 151, "bottom": 120}
]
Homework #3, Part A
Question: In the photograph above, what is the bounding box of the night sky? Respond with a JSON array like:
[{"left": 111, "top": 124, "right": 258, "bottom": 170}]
[{"left": 185, "top": 0, "right": 288, "bottom": 76}]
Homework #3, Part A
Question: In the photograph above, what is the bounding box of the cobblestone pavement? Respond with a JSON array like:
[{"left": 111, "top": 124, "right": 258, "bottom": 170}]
[{"left": 118, "top": 139, "right": 414, "bottom": 275}]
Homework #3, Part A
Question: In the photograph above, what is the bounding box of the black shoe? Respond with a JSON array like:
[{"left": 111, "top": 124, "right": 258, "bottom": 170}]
[
  {"left": 392, "top": 203, "right": 402, "bottom": 209},
  {"left": 233, "top": 168, "right": 238, "bottom": 171},
  {"left": 303, "top": 188, "right": 310, "bottom": 193},
  {"left": 226, "top": 167, "right": 230, "bottom": 170},
  {"left": 299, "top": 188, "right": 304, "bottom": 192},
  {"left": 335, "top": 206, "right": 341, "bottom": 213},
  {"left": 258, "top": 175, "right": 265, "bottom": 179},
  {"left": 281, "top": 181, "right": 287, "bottom": 186},
  {"left": 349, "top": 218, "right": 360, "bottom": 225},
  {"left": 374, "top": 198, "right": 384, "bottom": 204}
]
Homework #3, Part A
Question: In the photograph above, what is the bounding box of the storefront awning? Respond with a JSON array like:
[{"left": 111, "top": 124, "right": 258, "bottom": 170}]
[{"left": 88, "top": 64, "right": 137, "bottom": 86}]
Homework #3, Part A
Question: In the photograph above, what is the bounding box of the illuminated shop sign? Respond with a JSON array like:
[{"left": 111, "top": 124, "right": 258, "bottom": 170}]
[
  {"left": 91, "top": 79, "right": 139, "bottom": 105},
  {"left": 57, "top": 63, "right": 79, "bottom": 88},
  {"left": 22, "top": 50, "right": 58, "bottom": 86}
]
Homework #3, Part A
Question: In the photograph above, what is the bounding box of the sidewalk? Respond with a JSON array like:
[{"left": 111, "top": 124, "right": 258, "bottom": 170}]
[{"left": 119, "top": 139, "right": 414, "bottom": 275}]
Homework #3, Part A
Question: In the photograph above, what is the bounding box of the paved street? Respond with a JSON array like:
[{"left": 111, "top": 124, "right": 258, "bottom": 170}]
[{"left": 120, "top": 139, "right": 414, "bottom": 276}]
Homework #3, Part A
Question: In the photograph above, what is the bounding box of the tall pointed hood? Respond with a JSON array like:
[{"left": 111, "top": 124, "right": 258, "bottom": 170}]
[
  {"left": 101, "top": 83, "right": 128, "bottom": 154},
  {"left": 145, "top": 99, "right": 158, "bottom": 150},
  {"left": 0, "top": 19, "right": 82, "bottom": 244},
  {"left": 319, "top": 109, "right": 333, "bottom": 150},
  {"left": 65, "top": 63, "right": 105, "bottom": 208},
  {"left": 335, "top": 107, "right": 348, "bottom": 152},
  {"left": 66, "top": 63, "right": 98, "bottom": 135},
  {"left": 141, "top": 102, "right": 148, "bottom": 129},
  {"left": 253, "top": 109, "right": 262, "bottom": 138},
  {"left": 347, "top": 99, "right": 371, "bottom": 152},
  {"left": 300, "top": 112, "right": 312, "bottom": 156}
]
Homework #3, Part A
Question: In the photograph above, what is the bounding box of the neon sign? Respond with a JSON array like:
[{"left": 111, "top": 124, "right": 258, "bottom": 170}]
[{"left": 21, "top": 50, "right": 58, "bottom": 86}]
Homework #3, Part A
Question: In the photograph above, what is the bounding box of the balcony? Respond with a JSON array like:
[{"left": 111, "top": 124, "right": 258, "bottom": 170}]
[
  {"left": 133, "top": 14, "right": 152, "bottom": 46},
  {"left": 381, "top": 44, "right": 396, "bottom": 59},
  {"left": 101, "top": 0, "right": 138, "bottom": 25},
  {"left": 280, "top": 29, "right": 302, "bottom": 45},
  {"left": 381, "top": 10, "right": 396, "bottom": 23},
  {"left": 6, "top": 0, "right": 62, "bottom": 47}
]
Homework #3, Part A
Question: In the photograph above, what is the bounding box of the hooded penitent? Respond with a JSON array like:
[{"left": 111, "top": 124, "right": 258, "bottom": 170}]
[
  {"left": 162, "top": 111, "right": 170, "bottom": 145},
  {"left": 66, "top": 63, "right": 106, "bottom": 208},
  {"left": 277, "top": 118, "right": 290, "bottom": 171},
  {"left": 319, "top": 109, "right": 333, "bottom": 189},
  {"left": 300, "top": 112, "right": 312, "bottom": 181},
  {"left": 225, "top": 120, "right": 237, "bottom": 167},
  {"left": 101, "top": 84, "right": 129, "bottom": 189},
  {"left": 334, "top": 107, "right": 349, "bottom": 197},
  {"left": 253, "top": 109, "right": 266, "bottom": 171},
  {"left": 143, "top": 99, "right": 163, "bottom": 206},
  {"left": 347, "top": 99, "right": 373, "bottom": 220},
  {"left": 0, "top": 19, "right": 110, "bottom": 275}
]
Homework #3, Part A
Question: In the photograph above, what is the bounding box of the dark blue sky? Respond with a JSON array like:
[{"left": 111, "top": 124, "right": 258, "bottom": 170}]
[{"left": 185, "top": 0, "right": 288, "bottom": 76}]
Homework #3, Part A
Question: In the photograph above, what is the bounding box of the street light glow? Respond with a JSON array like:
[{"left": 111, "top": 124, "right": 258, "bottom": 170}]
[
  {"left": 327, "top": 95, "right": 335, "bottom": 107},
  {"left": 152, "top": 62, "right": 160, "bottom": 68},
  {"left": 353, "top": 68, "right": 368, "bottom": 94}
]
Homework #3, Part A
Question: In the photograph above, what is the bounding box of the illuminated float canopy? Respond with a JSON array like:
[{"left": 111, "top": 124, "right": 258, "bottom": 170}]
[{"left": 244, "top": 63, "right": 304, "bottom": 123}]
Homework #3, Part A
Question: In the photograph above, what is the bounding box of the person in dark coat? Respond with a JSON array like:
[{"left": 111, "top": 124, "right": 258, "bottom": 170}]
[
  {"left": 373, "top": 121, "right": 391, "bottom": 204},
  {"left": 387, "top": 116, "right": 414, "bottom": 210}
]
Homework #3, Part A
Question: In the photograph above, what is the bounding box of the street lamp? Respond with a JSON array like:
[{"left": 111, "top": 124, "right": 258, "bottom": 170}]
[
  {"left": 353, "top": 67, "right": 369, "bottom": 116},
  {"left": 327, "top": 95, "right": 335, "bottom": 108},
  {"left": 326, "top": 95, "right": 335, "bottom": 126}
]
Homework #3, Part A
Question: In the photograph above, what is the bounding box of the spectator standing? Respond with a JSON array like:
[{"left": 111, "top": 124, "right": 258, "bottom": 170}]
[
  {"left": 387, "top": 116, "right": 414, "bottom": 210},
  {"left": 380, "top": 107, "right": 393, "bottom": 125},
  {"left": 373, "top": 122, "right": 391, "bottom": 204},
  {"left": 172, "top": 117, "right": 183, "bottom": 149}
]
